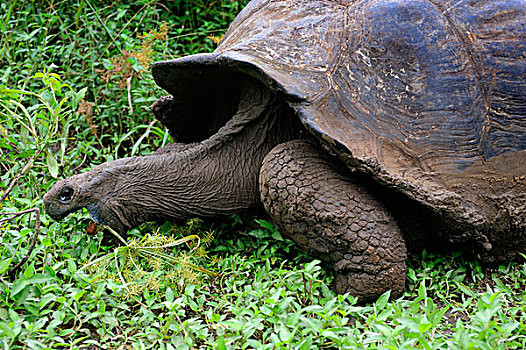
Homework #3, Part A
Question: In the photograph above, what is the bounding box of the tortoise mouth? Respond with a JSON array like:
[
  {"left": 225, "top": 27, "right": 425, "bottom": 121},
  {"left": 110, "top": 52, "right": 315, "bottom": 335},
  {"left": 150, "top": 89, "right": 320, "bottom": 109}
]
[{"left": 43, "top": 200, "right": 74, "bottom": 221}]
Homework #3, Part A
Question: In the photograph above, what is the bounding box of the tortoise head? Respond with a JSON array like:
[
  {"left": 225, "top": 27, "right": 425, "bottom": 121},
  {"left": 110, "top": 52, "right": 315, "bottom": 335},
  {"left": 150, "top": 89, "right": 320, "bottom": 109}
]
[{"left": 43, "top": 158, "right": 137, "bottom": 233}]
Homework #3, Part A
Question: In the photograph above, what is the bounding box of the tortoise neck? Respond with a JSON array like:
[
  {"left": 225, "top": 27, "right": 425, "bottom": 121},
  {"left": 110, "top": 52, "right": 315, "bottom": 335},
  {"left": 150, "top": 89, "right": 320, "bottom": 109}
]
[{"left": 108, "top": 88, "right": 302, "bottom": 229}]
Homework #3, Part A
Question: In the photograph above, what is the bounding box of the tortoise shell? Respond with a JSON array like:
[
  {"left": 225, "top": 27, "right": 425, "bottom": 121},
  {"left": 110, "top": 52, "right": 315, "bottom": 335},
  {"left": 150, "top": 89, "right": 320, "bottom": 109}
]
[{"left": 152, "top": 0, "right": 526, "bottom": 255}]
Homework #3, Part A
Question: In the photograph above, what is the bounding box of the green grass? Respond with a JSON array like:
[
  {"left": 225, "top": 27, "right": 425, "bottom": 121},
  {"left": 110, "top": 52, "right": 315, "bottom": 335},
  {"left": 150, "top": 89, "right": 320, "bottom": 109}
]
[{"left": 1, "top": 1, "right": 525, "bottom": 349}]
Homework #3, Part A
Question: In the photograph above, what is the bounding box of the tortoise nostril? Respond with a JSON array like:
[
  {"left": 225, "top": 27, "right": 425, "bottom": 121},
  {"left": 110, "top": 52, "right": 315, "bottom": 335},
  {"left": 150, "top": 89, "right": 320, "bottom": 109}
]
[{"left": 59, "top": 187, "right": 74, "bottom": 203}]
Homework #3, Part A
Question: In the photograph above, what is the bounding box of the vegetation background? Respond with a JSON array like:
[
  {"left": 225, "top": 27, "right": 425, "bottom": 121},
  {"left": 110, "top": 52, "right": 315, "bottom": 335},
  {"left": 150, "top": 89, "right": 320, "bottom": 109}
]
[{"left": 0, "top": 1, "right": 525, "bottom": 349}]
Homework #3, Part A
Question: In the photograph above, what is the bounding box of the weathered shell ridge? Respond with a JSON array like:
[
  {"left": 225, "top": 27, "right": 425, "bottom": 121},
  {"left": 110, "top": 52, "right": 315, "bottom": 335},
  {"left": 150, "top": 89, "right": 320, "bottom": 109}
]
[{"left": 152, "top": 0, "right": 526, "bottom": 260}]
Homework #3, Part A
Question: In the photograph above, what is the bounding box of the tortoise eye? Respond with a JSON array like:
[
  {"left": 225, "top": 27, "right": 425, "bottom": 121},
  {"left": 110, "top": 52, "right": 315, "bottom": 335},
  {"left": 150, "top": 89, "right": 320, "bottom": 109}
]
[{"left": 59, "top": 187, "right": 74, "bottom": 203}]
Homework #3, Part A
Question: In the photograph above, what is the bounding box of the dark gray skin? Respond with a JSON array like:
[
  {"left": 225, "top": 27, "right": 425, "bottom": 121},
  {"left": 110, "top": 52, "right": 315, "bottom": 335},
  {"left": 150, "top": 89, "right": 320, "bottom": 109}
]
[
  {"left": 44, "top": 83, "right": 300, "bottom": 231},
  {"left": 44, "top": 81, "right": 407, "bottom": 301}
]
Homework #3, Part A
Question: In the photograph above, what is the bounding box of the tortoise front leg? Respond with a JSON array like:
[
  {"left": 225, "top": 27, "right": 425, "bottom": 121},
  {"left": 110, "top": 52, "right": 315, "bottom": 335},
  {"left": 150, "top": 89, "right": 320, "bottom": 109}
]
[{"left": 259, "top": 140, "right": 406, "bottom": 301}]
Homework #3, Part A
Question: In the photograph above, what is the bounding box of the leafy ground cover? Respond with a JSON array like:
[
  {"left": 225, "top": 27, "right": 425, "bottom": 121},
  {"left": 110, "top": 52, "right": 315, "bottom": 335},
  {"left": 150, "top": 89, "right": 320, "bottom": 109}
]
[{"left": 1, "top": 1, "right": 525, "bottom": 349}]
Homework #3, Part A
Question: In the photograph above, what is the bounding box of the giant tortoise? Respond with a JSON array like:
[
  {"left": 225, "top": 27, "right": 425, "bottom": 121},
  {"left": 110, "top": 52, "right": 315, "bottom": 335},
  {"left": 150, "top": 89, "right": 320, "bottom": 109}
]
[{"left": 44, "top": 0, "right": 526, "bottom": 301}]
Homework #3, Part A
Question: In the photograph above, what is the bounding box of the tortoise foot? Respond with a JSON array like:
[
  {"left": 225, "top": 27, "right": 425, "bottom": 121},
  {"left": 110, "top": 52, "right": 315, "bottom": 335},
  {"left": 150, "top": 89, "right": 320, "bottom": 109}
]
[{"left": 259, "top": 140, "right": 407, "bottom": 301}]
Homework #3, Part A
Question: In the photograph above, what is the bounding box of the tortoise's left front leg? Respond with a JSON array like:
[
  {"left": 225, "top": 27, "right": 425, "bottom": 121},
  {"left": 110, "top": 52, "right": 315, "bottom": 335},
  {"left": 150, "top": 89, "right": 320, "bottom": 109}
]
[{"left": 259, "top": 140, "right": 407, "bottom": 301}]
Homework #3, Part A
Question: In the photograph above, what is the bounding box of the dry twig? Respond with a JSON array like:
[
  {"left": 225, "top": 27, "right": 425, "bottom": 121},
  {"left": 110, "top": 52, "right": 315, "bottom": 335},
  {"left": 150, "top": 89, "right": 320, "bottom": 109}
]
[
  {"left": 0, "top": 208, "right": 41, "bottom": 277},
  {"left": 0, "top": 150, "right": 42, "bottom": 202}
]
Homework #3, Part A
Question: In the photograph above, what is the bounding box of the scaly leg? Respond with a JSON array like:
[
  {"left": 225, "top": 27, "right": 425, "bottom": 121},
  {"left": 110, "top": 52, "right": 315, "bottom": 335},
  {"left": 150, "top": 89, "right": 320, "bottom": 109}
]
[{"left": 259, "top": 140, "right": 406, "bottom": 301}]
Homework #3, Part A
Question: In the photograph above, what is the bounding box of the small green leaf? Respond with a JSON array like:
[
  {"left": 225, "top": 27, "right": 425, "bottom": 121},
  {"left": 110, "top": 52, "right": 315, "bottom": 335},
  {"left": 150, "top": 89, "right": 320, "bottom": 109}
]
[
  {"left": 75, "top": 87, "right": 88, "bottom": 104},
  {"left": 375, "top": 290, "right": 391, "bottom": 311},
  {"left": 0, "top": 308, "right": 7, "bottom": 321},
  {"left": 418, "top": 321, "right": 432, "bottom": 333},
  {"left": 457, "top": 283, "right": 475, "bottom": 297},
  {"left": 305, "top": 260, "right": 321, "bottom": 274},
  {"left": 20, "top": 228, "right": 32, "bottom": 237},
  {"left": 40, "top": 90, "right": 55, "bottom": 105},
  {"left": 418, "top": 281, "right": 427, "bottom": 299},
  {"left": 24, "top": 263, "right": 35, "bottom": 279},
  {"left": 67, "top": 259, "right": 77, "bottom": 273},
  {"left": 160, "top": 221, "right": 172, "bottom": 234},
  {"left": 255, "top": 219, "right": 275, "bottom": 231},
  {"left": 0, "top": 321, "right": 14, "bottom": 338},
  {"left": 246, "top": 229, "right": 270, "bottom": 239},
  {"left": 39, "top": 294, "right": 56, "bottom": 309},
  {"left": 271, "top": 231, "right": 283, "bottom": 241},
  {"left": 10, "top": 278, "right": 29, "bottom": 297},
  {"left": 101, "top": 314, "right": 119, "bottom": 326},
  {"left": 166, "top": 287, "right": 174, "bottom": 303},
  {"left": 0, "top": 258, "right": 12, "bottom": 274},
  {"left": 74, "top": 290, "right": 87, "bottom": 301},
  {"left": 216, "top": 336, "right": 227, "bottom": 350},
  {"left": 46, "top": 151, "right": 59, "bottom": 178},
  {"left": 29, "top": 274, "right": 53, "bottom": 284},
  {"left": 33, "top": 72, "right": 46, "bottom": 79}
]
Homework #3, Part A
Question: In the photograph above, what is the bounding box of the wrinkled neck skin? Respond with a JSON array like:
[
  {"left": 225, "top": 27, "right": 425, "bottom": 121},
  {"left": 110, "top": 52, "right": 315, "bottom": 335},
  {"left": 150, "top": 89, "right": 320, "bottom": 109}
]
[{"left": 44, "top": 84, "right": 301, "bottom": 233}]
